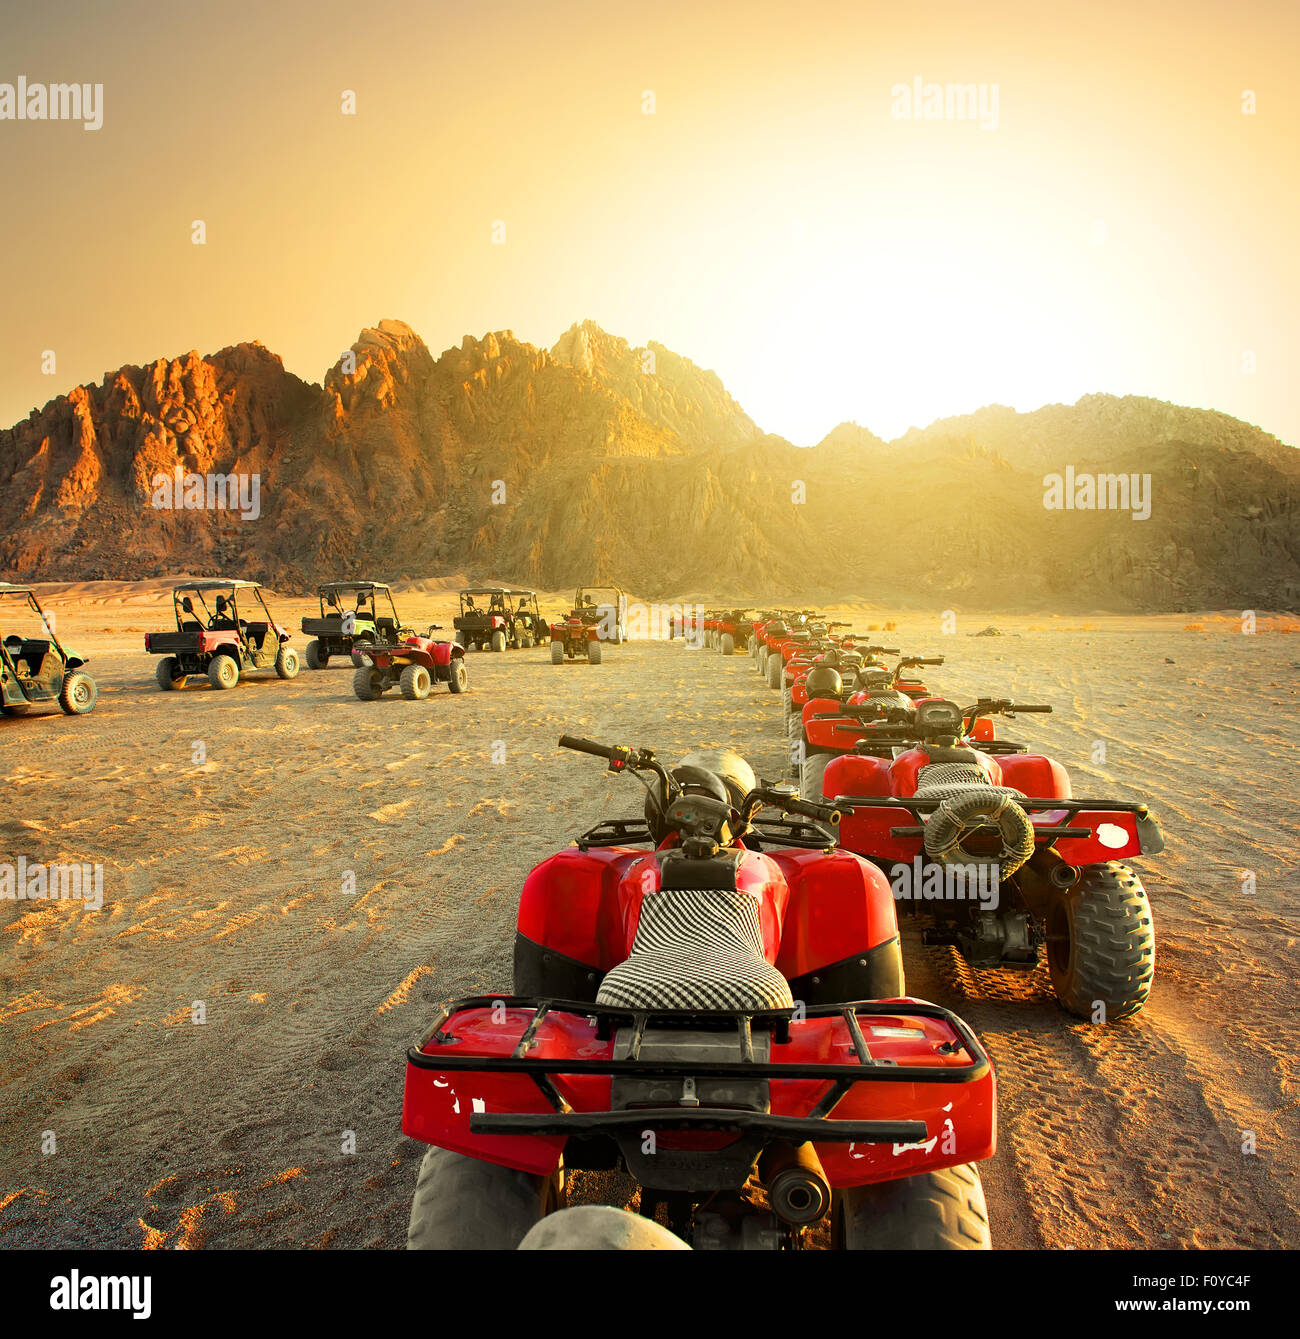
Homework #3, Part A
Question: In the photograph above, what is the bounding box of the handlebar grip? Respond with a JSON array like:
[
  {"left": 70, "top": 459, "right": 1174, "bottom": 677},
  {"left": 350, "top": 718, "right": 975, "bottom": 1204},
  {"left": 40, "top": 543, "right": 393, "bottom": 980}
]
[
  {"left": 558, "top": 734, "right": 617, "bottom": 759},
  {"left": 1011, "top": 704, "right": 1053, "bottom": 713},
  {"left": 787, "top": 797, "right": 842, "bottom": 825}
]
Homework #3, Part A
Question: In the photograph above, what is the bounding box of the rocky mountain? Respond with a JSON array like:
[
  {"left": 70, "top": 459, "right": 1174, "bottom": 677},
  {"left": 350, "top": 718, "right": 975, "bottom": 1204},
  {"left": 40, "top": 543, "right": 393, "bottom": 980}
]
[{"left": 1, "top": 319, "right": 1296, "bottom": 611}]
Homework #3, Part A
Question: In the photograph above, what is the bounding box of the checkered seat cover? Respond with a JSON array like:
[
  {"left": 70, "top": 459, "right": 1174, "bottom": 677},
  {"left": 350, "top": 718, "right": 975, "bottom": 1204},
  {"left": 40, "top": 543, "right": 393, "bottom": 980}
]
[
  {"left": 595, "top": 888, "right": 794, "bottom": 1012},
  {"left": 914, "top": 761, "right": 1024, "bottom": 801}
]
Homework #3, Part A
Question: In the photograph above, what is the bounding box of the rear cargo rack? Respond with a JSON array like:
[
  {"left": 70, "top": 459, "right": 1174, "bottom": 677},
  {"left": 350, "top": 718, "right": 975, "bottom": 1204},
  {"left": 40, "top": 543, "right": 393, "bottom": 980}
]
[{"left": 408, "top": 996, "right": 989, "bottom": 1142}]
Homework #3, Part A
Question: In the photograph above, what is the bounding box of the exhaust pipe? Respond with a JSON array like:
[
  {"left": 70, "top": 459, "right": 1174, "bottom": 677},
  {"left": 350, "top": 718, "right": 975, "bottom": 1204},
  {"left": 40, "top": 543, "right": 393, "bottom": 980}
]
[
  {"left": 760, "top": 1142, "right": 831, "bottom": 1226},
  {"left": 1049, "top": 862, "right": 1080, "bottom": 888}
]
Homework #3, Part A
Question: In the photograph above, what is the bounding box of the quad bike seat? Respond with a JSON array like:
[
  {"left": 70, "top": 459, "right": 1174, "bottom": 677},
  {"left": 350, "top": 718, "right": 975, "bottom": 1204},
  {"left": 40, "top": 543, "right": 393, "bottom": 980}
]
[{"left": 595, "top": 888, "right": 793, "bottom": 1012}]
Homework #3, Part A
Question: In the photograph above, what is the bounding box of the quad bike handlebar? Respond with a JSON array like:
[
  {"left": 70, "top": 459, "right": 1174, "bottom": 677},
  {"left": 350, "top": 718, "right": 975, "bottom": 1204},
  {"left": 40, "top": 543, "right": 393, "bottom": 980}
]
[{"left": 558, "top": 735, "right": 842, "bottom": 836}]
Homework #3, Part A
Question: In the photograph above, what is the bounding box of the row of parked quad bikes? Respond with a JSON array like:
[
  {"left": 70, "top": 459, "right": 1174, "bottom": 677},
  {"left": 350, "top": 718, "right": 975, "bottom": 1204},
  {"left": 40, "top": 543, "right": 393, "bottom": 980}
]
[
  {"left": 0, "top": 581, "right": 627, "bottom": 718},
  {"left": 394, "top": 611, "right": 1165, "bottom": 1251},
  {"left": 6, "top": 575, "right": 1162, "bottom": 1251}
]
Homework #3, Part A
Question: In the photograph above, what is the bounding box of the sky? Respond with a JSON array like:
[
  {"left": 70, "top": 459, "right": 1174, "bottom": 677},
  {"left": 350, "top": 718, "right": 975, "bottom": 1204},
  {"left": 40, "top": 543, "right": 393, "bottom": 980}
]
[{"left": 1, "top": 0, "right": 1296, "bottom": 446}]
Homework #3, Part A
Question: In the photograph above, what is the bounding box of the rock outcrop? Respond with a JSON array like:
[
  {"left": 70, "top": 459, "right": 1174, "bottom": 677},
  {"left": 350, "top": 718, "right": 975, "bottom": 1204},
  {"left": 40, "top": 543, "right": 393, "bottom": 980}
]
[{"left": 1, "top": 320, "right": 1295, "bottom": 611}]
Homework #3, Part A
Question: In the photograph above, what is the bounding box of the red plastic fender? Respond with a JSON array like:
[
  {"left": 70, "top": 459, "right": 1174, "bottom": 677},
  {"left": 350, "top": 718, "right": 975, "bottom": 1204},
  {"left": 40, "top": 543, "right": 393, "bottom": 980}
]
[
  {"left": 772, "top": 848, "right": 900, "bottom": 980},
  {"left": 516, "top": 848, "right": 648, "bottom": 970},
  {"left": 996, "top": 753, "right": 1071, "bottom": 799}
]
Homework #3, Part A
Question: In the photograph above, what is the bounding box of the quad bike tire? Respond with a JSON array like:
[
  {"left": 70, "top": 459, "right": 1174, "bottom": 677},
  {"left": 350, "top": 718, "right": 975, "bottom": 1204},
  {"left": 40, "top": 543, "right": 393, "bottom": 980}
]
[
  {"left": 766, "top": 655, "right": 783, "bottom": 689},
  {"left": 353, "top": 665, "right": 386, "bottom": 700},
  {"left": 208, "top": 654, "right": 239, "bottom": 690},
  {"left": 801, "top": 751, "right": 831, "bottom": 803},
  {"left": 447, "top": 659, "right": 468, "bottom": 693},
  {"left": 491, "top": 630, "right": 507, "bottom": 653},
  {"left": 400, "top": 663, "right": 432, "bottom": 700},
  {"left": 520, "top": 634, "right": 533, "bottom": 649},
  {"left": 1046, "top": 862, "right": 1155, "bottom": 1021},
  {"left": 275, "top": 645, "right": 300, "bottom": 679},
  {"left": 550, "top": 641, "right": 565, "bottom": 665},
  {"left": 833, "top": 1163, "right": 991, "bottom": 1250},
  {"left": 304, "top": 639, "right": 326, "bottom": 670},
  {"left": 588, "top": 641, "right": 602, "bottom": 665},
  {"left": 406, "top": 1146, "right": 562, "bottom": 1250},
  {"left": 721, "top": 633, "right": 735, "bottom": 655},
  {"left": 58, "top": 671, "right": 97, "bottom": 715},
  {"left": 155, "top": 657, "right": 180, "bottom": 690}
]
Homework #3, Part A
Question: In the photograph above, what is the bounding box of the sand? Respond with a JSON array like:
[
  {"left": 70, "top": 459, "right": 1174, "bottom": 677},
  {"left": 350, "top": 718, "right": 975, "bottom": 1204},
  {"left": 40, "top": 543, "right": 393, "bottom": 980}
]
[{"left": 1, "top": 585, "right": 1297, "bottom": 1248}]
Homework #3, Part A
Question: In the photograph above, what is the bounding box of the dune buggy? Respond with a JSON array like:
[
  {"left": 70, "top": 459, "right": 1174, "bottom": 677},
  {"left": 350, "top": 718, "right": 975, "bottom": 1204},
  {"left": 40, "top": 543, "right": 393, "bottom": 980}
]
[
  {"left": 352, "top": 626, "right": 468, "bottom": 700},
  {"left": 0, "top": 583, "right": 97, "bottom": 717},
  {"left": 145, "top": 580, "right": 299, "bottom": 690},
  {"left": 574, "top": 586, "right": 628, "bottom": 643},
  {"left": 301, "top": 581, "right": 409, "bottom": 668},
  {"left": 454, "top": 587, "right": 542, "bottom": 651}
]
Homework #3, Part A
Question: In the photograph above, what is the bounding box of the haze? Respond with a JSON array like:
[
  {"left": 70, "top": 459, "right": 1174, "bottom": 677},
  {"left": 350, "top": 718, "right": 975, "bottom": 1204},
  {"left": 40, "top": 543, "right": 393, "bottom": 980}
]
[{"left": 1, "top": 0, "right": 1296, "bottom": 446}]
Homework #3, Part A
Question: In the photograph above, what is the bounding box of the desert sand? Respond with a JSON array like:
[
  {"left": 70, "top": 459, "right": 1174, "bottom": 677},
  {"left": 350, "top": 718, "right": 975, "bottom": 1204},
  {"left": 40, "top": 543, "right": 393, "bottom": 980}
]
[{"left": 1, "top": 584, "right": 1297, "bottom": 1249}]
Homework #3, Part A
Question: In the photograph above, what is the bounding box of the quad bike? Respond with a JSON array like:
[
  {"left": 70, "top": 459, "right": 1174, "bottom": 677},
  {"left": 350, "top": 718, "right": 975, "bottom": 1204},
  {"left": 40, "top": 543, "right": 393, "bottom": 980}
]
[
  {"left": 401, "top": 735, "right": 997, "bottom": 1250},
  {"left": 455, "top": 587, "right": 541, "bottom": 652},
  {"left": 302, "top": 581, "right": 409, "bottom": 668},
  {"left": 352, "top": 626, "right": 468, "bottom": 700},
  {"left": 812, "top": 697, "right": 1163, "bottom": 1021},
  {"left": 780, "top": 637, "right": 888, "bottom": 730},
  {"left": 790, "top": 654, "right": 944, "bottom": 755},
  {"left": 146, "top": 580, "right": 298, "bottom": 690},
  {"left": 0, "top": 583, "right": 97, "bottom": 717},
  {"left": 550, "top": 613, "right": 603, "bottom": 664}
]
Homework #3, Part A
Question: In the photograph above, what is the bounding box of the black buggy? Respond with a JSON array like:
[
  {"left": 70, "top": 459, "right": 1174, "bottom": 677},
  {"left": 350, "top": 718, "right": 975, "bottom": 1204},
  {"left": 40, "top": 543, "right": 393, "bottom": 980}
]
[
  {"left": 301, "top": 581, "right": 409, "bottom": 669},
  {"left": 0, "top": 583, "right": 97, "bottom": 717},
  {"left": 454, "top": 587, "right": 544, "bottom": 651}
]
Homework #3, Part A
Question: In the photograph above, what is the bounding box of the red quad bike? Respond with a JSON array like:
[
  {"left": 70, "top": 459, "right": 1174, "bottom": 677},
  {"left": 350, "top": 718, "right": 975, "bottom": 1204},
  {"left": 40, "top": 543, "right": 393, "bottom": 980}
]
[
  {"left": 781, "top": 634, "right": 877, "bottom": 733},
  {"left": 762, "top": 624, "right": 819, "bottom": 689},
  {"left": 747, "top": 611, "right": 790, "bottom": 661},
  {"left": 819, "top": 697, "right": 1164, "bottom": 1021},
  {"left": 145, "top": 580, "right": 298, "bottom": 690},
  {"left": 795, "top": 657, "right": 947, "bottom": 793},
  {"left": 714, "top": 610, "right": 758, "bottom": 656},
  {"left": 352, "top": 625, "right": 467, "bottom": 700},
  {"left": 753, "top": 615, "right": 800, "bottom": 676},
  {"left": 550, "top": 612, "right": 603, "bottom": 665},
  {"left": 401, "top": 735, "right": 997, "bottom": 1250}
]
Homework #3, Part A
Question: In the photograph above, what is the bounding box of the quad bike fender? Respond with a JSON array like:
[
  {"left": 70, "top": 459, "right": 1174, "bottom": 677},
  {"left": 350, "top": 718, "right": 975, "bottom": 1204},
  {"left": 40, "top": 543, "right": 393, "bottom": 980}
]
[
  {"left": 827, "top": 756, "right": 926, "bottom": 862},
  {"left": 800, "top": 696, "right": 846, "bottom": 731},
  {"left": 772, "top": 848, "right": 900, "bottom": 981},
  {"left": 996, "top": 754, "right": 1071, "bottom": 799},
  {"left": 804, "top": 712, "right": 862, "bottom": 753},
  {"left": 426, "top": 640, "right": 463, "bottom": 668},
  {"left": 516, "top": 848, "right": 647, "bottom": 970}
]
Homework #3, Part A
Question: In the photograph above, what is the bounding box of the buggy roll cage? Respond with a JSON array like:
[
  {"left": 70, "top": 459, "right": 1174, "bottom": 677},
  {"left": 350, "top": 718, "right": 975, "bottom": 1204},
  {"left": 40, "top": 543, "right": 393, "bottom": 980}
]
[{"left": 319, "top": 582, "right": 401, "bottom": 624}]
